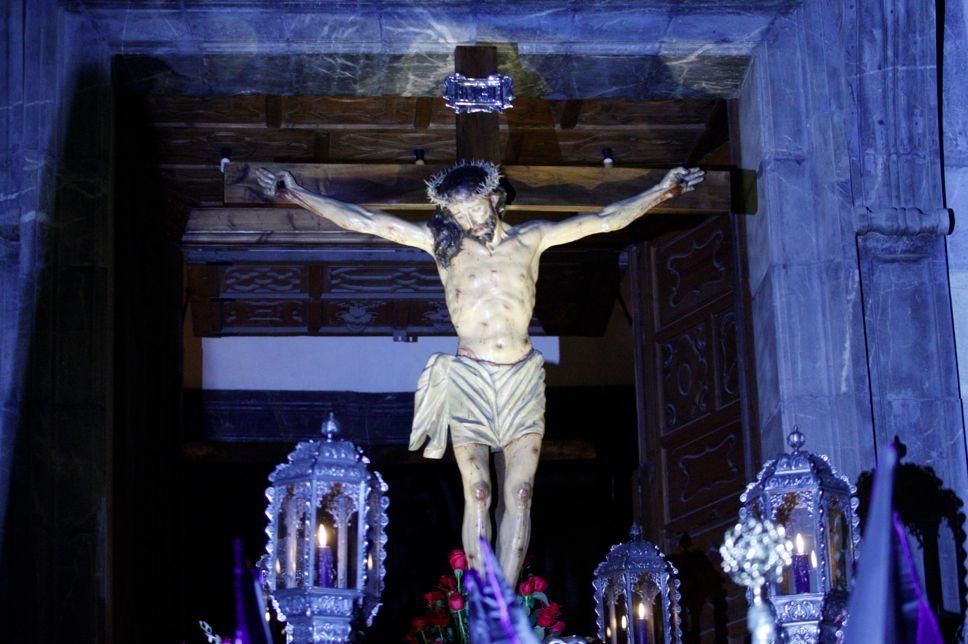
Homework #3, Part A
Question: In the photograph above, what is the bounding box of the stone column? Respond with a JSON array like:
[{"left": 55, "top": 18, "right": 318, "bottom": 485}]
[
  {"left": 846, "top": 0, "right": 966, "bottom": 501},
  {"left": 739, "top": 0, "right": 967, "bottom": 624},
  {"left": 736, "top": 0, "right": 876, "bottom": 480}
]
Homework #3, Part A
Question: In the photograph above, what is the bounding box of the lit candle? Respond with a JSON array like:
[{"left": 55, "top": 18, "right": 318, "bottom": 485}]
[
  {"left": 316, "top": 524, "right": 334, "bottom": 588},
  {"left": 792, "top": 533, "right": 810, "bottom": 594},
  {"left": 634, "top": 601, "right": 650, "bottom": 644}
]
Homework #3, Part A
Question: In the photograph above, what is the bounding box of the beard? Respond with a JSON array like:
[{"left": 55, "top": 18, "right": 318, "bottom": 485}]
[{"left": 467, "top": 212, "right": 498, "bottom": 245}]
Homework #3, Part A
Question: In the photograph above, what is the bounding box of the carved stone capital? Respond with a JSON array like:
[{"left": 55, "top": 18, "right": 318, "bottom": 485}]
[{"left": 854, "top": 206, "right": 953, "bottom": 236}]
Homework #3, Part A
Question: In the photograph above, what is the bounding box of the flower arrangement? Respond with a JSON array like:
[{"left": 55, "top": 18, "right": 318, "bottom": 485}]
[{"left": 405, "top": 549, "right": 566, "bottom": 643}]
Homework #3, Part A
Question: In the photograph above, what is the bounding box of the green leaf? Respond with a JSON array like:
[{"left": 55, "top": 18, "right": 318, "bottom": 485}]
[{"left": 532, "top": 592, "right": 549, "bottom": 605}]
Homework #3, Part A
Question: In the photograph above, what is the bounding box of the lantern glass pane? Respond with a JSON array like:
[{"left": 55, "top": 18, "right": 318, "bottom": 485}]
[
  {"left": 342, "top": 509, "right": 359, "bottom": 589},
  {"left": 614, "top": 593, "right": 629, "bottom": 643},
  {"left": 275, "top": 494, "right": 291, "bottom": 590},
  {"left": 292, "top": 495, "right": 311, "bottom": 588},
  {"left": 605, "top": 581, "right": 622, "bottom": 643},
  {"left": 632, "top": 580, "right": 657, "bottom": 644},
  {"left": 778, "top": 505, "right": 817, "bottom": 595},
  {"left": 320, "top": 488, "right": 360, "bottom": 590},
  {"left": 826, "top": 498, "right": 851, "bottom": 590}
]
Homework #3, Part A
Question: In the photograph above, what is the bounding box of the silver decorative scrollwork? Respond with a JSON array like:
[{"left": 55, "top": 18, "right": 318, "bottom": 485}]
[
  {"left": 443, "top": 73, "right": 514, "bottom": 113},
  {"left": 738, "top": 427, "right": 860, "bottom": 643},
  {"left": 593, "top": 524, "right": 683, "bottom": 643},
  {"left": 260, "top": 413, "right": 389, "bottom": 643}
]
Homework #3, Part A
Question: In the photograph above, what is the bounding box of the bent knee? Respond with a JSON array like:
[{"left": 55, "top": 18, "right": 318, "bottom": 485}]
[
  {"left": 468, "top": 481, "right": 491, "bottom": 506},
  {"left": 508, "top": 482, "right": 533, "bottom": 509}
]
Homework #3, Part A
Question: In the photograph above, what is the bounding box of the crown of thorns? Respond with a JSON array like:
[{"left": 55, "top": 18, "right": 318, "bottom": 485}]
[{"left": 425, "top": 160, "right": 502, "bottom": 209}]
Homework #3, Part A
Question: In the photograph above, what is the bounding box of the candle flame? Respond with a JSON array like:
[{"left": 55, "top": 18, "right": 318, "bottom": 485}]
[
  {"left": 606, "top": 626, "right": 612, "bottom": 638},
  {"left": 621, "top": 615, "right": 628, "bottom": 630},
  {"left": 795, "top": 533, "right": 805, "bottom": 555},
  {"left": 367, "top": 553, "right": 374, "bottom": 570},
  {"left": 811, "top": 550, "right": 818, "bottom": 569},
  {"left": 265, "top": 610, "right": 271, "bottom": 623},
  {"left": 275, "top": 559, "right": 281, "bottom": 574},
  {"left": 317, "top": 524, "right": 328, "bottom": 548},
  {"left": 638, "top": 602, "right": 647, "bottom": 619}
]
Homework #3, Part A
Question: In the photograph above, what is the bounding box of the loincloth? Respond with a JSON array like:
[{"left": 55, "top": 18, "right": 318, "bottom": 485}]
[{"left": 409, "top": 350, "right": 546, "bottom": 459}]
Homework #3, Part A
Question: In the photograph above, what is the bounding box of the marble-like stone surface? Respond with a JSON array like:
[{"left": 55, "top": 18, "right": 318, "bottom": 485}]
[
  {"left": 0, "top": 3, "right": 114, "bottom": 642},
  {"left": 738, "top": 0, "right": 877, "bottom": 479},
  {"left": 67, "top": 0, "right": 796, "bottom": 98},
  {"left": 943, "top": 0, "right": 968, "bottom": 469}
]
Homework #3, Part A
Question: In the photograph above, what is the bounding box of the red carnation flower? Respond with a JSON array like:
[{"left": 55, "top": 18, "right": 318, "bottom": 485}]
[
  {"left": 411, "top": 615, "right": 429, "bottom": 630},
  {"left": 550, "top": 620, "right": 566, "bottom": 634},
  {"left": 448, "top": 549, "right": 468, "bottom": 571},
  {"left": 518, "top": 577, "right": 535, "bottom": 596},
  {"left": 530, "top": 576, "right": 549, "bottom": 593},
  {"left": 448, "top": 592, "right": 466, "bottom": 611},
  {"left": 439, "top": 575, "right": 458, "bottom": 592},
  {"left": 428, "top": 608, "right": 451, "bottom": 628},
  {"left": 536, "top": 602, "right": 561, "bottom": 628},
  {"left": 404, "top": 632, "right": 419, "bottom": 643}
]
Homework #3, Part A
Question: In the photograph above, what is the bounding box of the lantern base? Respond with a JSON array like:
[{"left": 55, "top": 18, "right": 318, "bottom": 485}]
[
  {"left": 273, "top": 587, "right": 363, "bottom": 643},
  {"left": 771, "top": 590, "right": 848, "bottom": 644}
]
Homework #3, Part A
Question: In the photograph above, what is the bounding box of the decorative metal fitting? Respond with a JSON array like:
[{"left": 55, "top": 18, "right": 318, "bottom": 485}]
[
  {"left": 443, "top": 74, "right": 514, "bottom": 114},
  {"left": 720, "top": 517, "right": 792, "bottom": 644},
  {"left": 720, "top": 517, "right": 793, "bottom": 591}
]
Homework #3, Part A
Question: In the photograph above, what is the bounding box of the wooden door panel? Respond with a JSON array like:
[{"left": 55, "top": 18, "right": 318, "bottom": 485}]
[
  {"left": 653, "top": 216, "right": 733, "bottom": 329},
  {"left": 664, "top": 421, "right": 747, "bottom": 521},
  {"left": 633, "top": 214, "right": 758, "bottom": 642}
]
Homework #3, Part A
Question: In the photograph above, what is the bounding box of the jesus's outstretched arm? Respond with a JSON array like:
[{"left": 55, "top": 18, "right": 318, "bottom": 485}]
[
  {"left": 533, "top": 166, "right": 704, "bottom": 253},
  {"left": 256, "top": 168, "right": 434, "bottom": 254}
]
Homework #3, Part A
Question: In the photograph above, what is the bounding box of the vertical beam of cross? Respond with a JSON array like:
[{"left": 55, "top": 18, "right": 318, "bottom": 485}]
[{"left": 454, "top": 45, "right": 501, "bottom": 163}]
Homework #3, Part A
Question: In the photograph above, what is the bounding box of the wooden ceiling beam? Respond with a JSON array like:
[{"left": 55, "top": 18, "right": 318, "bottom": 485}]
[
  {"left": 454, "top": 44, "right": 501, "bottom": 163},
  {"left": 223, "top": 162, "right": 730, "bottom": 213}
]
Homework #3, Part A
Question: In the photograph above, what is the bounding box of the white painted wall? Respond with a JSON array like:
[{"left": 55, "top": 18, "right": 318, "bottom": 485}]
[{"left": 200, "top": 336, "right": 561, "bottom": 392}]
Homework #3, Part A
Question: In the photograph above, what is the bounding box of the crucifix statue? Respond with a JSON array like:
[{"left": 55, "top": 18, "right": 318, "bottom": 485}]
[{"left": 256, "top": 161, "right": 703, "bottom": 583}]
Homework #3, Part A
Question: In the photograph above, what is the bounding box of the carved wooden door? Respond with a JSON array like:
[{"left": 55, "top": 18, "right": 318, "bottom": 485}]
[{"left": 631, "top": 215, "right": 759, "bottom": 642}]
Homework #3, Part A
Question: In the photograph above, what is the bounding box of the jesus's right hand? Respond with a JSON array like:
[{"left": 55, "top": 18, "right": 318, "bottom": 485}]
[{"left": 255, "top": 167, "right": 297, "bottom": 200}]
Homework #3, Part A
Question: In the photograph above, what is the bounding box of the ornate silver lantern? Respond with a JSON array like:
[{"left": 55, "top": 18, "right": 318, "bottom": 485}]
[
  {"left": 739, "top": 427, "right": 860, "bottom": 643},
  {"left": 260, "top": 413, "right": 389, "bottom": 643},
  {"left": 593, "top": 524, "right": 682, "bottom": 644}
]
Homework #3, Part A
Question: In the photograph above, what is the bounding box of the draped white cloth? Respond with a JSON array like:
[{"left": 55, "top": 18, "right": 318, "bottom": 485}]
[{"left": 409, "top": 351, "right": 546, "bottom": 458}]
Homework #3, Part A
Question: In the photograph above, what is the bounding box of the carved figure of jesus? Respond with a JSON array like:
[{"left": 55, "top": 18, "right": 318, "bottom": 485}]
[{"left": 257, "top": 162, "right": 703, "bottom": 584}]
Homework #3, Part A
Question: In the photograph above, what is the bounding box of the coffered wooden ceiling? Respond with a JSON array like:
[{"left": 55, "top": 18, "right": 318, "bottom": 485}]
[{"left": 159, "top": 93, "right": 729, "bottom": 337}]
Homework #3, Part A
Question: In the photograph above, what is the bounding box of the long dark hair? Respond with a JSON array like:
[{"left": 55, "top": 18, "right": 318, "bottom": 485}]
[{"left": 428, "top": 190, "right": 507, "bottom": 268}]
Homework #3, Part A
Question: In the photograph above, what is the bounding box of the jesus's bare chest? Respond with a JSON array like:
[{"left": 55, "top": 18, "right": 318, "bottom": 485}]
[
  {"left": 437, "top": 236, "right": 539, "bottom": 329},
  {"left": 442, "top": 239, "right": 537, "bottom": 295}
]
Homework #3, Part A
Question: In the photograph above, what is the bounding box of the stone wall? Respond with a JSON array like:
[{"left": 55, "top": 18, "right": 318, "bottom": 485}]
[
  {"left": 0, "top": 1, "right": 114, "bottom": 641},
  {"left": 946, "top": 0, "right": 968, "bottom": 479},
  {"left": 737, "top": 0, "right": 875, "bottom": 477}
]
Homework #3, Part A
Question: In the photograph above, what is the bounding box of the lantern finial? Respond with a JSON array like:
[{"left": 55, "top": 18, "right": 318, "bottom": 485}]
[
  {"left": 786, "top": 426, "right": 805, "bottom": 453},
  {"left": 629, "top": 522, "right": 643, "bottom": 541},
  {"left": 322, "top": 411, "right": 340, "bottom": 442}
]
